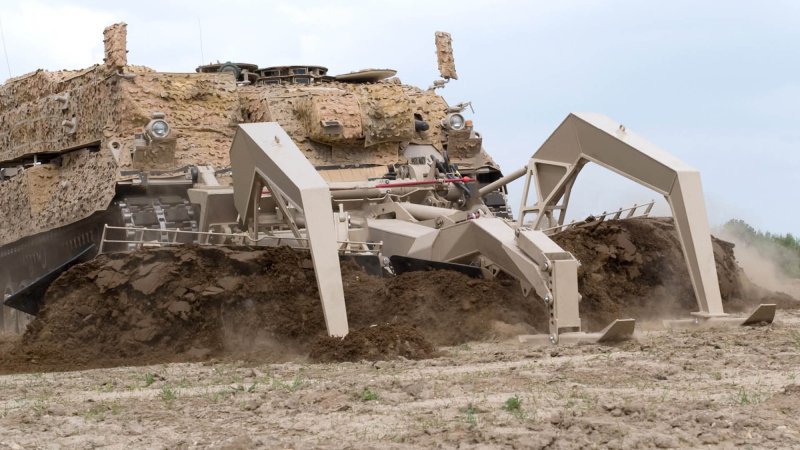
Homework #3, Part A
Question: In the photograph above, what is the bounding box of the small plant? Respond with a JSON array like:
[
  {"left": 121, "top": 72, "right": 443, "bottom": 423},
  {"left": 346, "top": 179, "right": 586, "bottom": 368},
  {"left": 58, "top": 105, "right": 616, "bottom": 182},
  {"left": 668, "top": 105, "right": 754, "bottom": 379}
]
[
  {"left": 84, "top": 401, "right": 121, "bottom": 420},
  {"left": 84, "top": 404, "right": 105, "bottom": 421},
  {"left": 737, "top": 388, "right": 750, "bottom": 405},
  {"left": 735, "top": 387, "right": 759, "bottom": 406},
  {"left": 360, "top": 387, "right": 379, "bottom": 402},
  {"left": 144, "top": 373, "right": 155, "bottom": 387},
  {"left": 209, "top": 391, "right": 223, "bottom": 403},
  {"left": 31, "top": 399, "right": 48, "bottom": 418},
  {"left": 465, "top": 403, "right": 478, "bottom": 428},
  {"left": 504, "top": 395, "right": 522, "bottom": 412},
  {"left": 503, "top": 395, "right": 525, "bottom": 419},
  {"left": 228, "top": 382, "right": 257, "bottom": 394},
  {"left": 160, "top": 386, "right": 177, "bottom": 402},
  {"left": 270, "top": 374, "right": 306, "bottom": 392},
  {"left": 290, "top": 376, "right": 305, "bottom": 391}
]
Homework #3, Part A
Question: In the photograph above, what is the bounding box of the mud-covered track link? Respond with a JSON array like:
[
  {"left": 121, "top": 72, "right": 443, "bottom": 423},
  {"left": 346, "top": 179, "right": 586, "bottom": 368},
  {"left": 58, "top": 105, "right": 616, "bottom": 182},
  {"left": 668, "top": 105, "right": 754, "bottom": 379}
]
[{"left": 115, "top": 195, "right": 199, "bottom": 248}]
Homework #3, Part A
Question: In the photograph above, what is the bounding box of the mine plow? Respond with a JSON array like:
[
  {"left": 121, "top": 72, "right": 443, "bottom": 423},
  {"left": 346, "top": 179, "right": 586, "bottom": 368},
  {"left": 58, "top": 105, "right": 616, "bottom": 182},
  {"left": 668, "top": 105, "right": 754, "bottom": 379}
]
[
  {"left": 0, "top": 23, "right": 774, "bottom": 344},
  {"left": 218, "top": 116, "right": 773, "bottom": 342},
  {"left": 516, "top": 113, "right": 776, "bottom": 331},
  {"left": 99, "top": 116, "right": 773, "bottom": 344}
]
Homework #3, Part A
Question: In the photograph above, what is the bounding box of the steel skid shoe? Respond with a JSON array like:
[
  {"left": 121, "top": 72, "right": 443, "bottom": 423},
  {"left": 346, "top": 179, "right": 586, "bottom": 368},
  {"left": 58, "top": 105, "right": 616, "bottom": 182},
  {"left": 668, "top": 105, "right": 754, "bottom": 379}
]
[
  {"left": 518, "top": 319, "right": 636, "bottom": 345},
  {"left": 663, "top": 304, "right": 776, "bottom": 330}
]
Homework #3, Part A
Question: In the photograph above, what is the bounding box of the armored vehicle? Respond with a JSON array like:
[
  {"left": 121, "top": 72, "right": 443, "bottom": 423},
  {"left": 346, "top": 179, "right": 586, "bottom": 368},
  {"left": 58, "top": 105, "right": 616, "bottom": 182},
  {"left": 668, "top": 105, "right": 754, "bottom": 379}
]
[
  {"left": 0, "top": 24, "right": 506, "bottom": 333},
  {"left": 1, "top": 24, "right": 771, "bottom": 342}
]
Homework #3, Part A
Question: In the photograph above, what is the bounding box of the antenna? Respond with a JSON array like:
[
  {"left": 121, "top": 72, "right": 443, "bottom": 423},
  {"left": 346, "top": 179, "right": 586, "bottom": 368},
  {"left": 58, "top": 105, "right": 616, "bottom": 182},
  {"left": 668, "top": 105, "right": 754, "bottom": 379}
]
[
  {"left": 0, "top": 18, "right": 11, "bottom": 79},
  {"left": 197, "top": 18, "right": 205, "bottom": 65}
]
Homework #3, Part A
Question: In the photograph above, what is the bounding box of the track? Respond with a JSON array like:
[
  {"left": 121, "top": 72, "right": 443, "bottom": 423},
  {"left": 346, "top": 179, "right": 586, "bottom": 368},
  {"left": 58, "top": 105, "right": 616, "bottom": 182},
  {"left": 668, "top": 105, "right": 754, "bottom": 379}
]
[{"left": 115, "top": 195, "right": 199, "bottom": 248}]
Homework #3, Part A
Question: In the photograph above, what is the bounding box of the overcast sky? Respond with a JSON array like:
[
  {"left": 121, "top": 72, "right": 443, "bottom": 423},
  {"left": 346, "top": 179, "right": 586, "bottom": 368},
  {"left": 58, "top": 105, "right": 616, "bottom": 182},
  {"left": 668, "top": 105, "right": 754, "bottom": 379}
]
[{"left": 1, "top": 0, "right": 797, "bottom": 235}]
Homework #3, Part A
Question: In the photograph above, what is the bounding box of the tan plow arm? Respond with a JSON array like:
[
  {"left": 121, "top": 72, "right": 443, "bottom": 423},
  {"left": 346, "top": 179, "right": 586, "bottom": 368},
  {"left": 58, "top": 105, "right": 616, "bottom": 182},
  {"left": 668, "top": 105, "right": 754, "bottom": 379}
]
[
  {"left": 426, "top": 220, "right": 584, "bottom": 336},
  {"left": 367, "top": 213, "right": 632, "bottom": 343},
  {"left": 230, "top": 123, "right": 349, "bottom": 337},
  {"left": 517, "top": 113, "right": 767, "bottom": 321}
]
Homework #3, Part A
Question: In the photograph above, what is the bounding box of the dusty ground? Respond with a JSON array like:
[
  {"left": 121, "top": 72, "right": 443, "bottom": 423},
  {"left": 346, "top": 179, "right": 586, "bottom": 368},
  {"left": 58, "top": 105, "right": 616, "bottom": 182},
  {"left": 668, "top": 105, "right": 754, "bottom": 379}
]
[
  {"left": 0, "top": 311, "right": 798, "bottom": 449},
  {"left": 1, "top": 217, "right": 798, "bottom": 448}
]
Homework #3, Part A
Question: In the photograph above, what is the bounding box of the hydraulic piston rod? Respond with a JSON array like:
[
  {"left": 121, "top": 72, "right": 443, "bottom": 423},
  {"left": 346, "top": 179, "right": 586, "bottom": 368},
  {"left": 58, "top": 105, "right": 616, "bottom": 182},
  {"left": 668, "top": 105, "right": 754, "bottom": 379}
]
[{"left": 478, "top": 166, "right": 527, "bottom": 197}]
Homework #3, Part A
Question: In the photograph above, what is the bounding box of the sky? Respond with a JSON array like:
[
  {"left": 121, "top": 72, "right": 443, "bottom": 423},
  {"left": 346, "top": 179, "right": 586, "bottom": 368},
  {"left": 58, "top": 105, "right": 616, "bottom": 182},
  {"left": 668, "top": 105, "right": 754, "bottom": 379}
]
[{"left": 1, "top": 0, "right": 797, "bottom": 235}]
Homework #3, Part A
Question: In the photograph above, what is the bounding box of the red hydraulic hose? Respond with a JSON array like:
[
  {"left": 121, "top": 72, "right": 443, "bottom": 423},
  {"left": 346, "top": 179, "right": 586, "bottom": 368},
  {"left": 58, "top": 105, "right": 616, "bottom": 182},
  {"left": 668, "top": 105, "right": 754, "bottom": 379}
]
[
  {"left": 265, "top": 176, "right": 475, "bottom": 196},
  {"left": 372, "top": 176, "right": 474, "bottom": 188}
]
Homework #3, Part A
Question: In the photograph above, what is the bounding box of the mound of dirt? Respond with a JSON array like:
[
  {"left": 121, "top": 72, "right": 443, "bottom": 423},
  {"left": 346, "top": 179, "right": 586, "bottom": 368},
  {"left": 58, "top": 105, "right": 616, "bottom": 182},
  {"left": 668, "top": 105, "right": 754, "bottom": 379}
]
[
  {"left": 1, "top": 245, "right": 544, "bottom": 372},
  {"left": 1, "top": 217, "right": 794, "bottom": 373},
  {"left": 309, "top": 324, "right": 435, "bottom": 362},
  {"left": 552, "top": 217, "right": 794, "bottom": 328},
  {"left": 344, "top": 269, "right": 544, "bottom": 346},
  {"left": 8, "top": 246, "right": 325, "bottom": 371}
]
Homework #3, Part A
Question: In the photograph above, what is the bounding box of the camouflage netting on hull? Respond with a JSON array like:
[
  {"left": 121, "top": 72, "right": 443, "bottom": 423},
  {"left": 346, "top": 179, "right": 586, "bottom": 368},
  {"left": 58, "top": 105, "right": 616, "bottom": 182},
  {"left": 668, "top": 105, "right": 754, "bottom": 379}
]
[
  {"left": 0, "top": 21, "right": 498, "bottom": 250},
  {"left": 0, "top": 67, "right": 116, "bottom": 162},
  {"left": 119, "top": 70, "right": 240, "bottom": 169},
  {"left": 102, "top": 23, "right": 127, "bottom": 69},
  {"left": 295, "top": 89, "right": 363, "bottom": 144},
  {"left": 0, "top": 24, "right": 241, "bottom": 245},
  {"left": 355, "top": 84, "right": 416, "bottom": 147},
  {"left": 0, "top": 66, "right": 240, "bottom": 245},
  {"left": 435, "top": 32, "right": 458, "bottom": 80},
  {"left": 0, "top": 150, "right": 116, "bottom": 245},
  {"left": 238, "top": 81, "right": 483, "bottom": 169}
]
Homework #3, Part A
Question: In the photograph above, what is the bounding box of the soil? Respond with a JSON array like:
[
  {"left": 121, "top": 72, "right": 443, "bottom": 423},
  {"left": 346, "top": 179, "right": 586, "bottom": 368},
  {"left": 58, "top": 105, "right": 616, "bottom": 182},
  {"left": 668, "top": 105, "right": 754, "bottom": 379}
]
[
  {"left": 0, "top": 312, "right": 798, "bottom": 448},
  {"left": 1, "top": 217, "right": 799, "bottom": 448},
  {"left": 0, "top": 245, "right": 545, "bottom": 373},
  {"left": 309, "top": 324, "right": 436, "bottom": 362},
  {"left": 551, "top": 217, "right": 797, "bottom": 328},
  {"left": 0, "top": 218, "right": 795, "bottom": 375}
]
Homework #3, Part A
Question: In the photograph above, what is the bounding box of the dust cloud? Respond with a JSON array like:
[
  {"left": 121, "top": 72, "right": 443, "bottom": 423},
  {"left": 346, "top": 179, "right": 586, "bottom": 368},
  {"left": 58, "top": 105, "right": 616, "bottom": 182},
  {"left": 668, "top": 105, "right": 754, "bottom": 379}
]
[{"left": 715, "top": 228, "right": 800, "bottom": 298}]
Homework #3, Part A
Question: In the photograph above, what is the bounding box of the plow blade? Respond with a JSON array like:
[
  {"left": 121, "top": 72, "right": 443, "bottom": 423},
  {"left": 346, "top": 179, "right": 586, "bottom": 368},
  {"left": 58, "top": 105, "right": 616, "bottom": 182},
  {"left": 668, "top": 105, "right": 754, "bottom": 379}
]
[
  {"left": 518, "top": 319, "right": 636, "bottom": 345},
  {"left": 389, "top": 255, "right": 483, "bottom": 279},
  {"left": 663, "top": 303, "right": 776, "bottom": 329},
  {"left": 4, "top": 245, "right": 95, "bottom": 316}
]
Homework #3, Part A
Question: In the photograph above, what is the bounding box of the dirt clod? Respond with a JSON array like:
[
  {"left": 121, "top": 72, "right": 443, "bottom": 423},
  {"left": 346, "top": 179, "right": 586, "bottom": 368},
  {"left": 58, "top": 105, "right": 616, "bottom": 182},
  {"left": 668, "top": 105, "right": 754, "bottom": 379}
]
[{"left": 309, "top": 324, "right": 435, "bottom": 362}]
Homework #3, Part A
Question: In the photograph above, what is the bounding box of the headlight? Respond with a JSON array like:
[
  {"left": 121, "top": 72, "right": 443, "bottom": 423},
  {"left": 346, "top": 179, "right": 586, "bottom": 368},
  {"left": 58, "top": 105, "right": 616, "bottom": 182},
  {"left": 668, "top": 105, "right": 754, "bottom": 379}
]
[
  {"left": 444, "top": 113, "right": 465, "bottom": 131},
  {"left": 150, "top": 120, "right": 170, "bottom": 138},
  {"left": 145, "top": 112, "right": 171, "bottom": 140}
]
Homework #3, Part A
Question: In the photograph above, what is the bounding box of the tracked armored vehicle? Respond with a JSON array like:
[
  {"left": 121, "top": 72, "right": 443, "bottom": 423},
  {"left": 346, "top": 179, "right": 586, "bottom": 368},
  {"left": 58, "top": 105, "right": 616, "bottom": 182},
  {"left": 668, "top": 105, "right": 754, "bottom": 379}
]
[
  {"left": 1, "top": 24, "right": 773, "bottom": 341},
  {"left": 0, "top": 24, "right": 505, "bottom": 333}
]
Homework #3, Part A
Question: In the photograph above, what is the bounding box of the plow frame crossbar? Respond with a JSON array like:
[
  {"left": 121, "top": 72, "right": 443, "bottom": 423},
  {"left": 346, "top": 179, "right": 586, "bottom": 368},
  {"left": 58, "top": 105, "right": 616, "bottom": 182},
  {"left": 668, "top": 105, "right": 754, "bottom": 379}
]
[
  {"left": 98, "top": 224, "right": 382, "bottom": 255},
  {"left": 541, "top": 200, "right": 655, "bottom": 235}
]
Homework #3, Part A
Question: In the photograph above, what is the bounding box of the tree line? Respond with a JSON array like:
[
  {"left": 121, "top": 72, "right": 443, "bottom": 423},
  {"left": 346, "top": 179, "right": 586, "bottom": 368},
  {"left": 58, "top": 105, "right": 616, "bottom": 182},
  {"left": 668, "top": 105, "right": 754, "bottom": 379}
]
[{"left": 722, "top": 219, "right": 800, "bottom": 278}]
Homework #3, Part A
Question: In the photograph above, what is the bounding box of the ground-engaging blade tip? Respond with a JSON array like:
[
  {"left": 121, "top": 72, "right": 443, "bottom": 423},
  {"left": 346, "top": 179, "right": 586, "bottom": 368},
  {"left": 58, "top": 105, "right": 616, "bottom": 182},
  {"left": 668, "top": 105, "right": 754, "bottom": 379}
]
[
  {"left": 596, "top": 319, "right": 636, "bottom": 343},
  {"left": 741, "top": 304, "right": 777, "bottom": 326}
]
